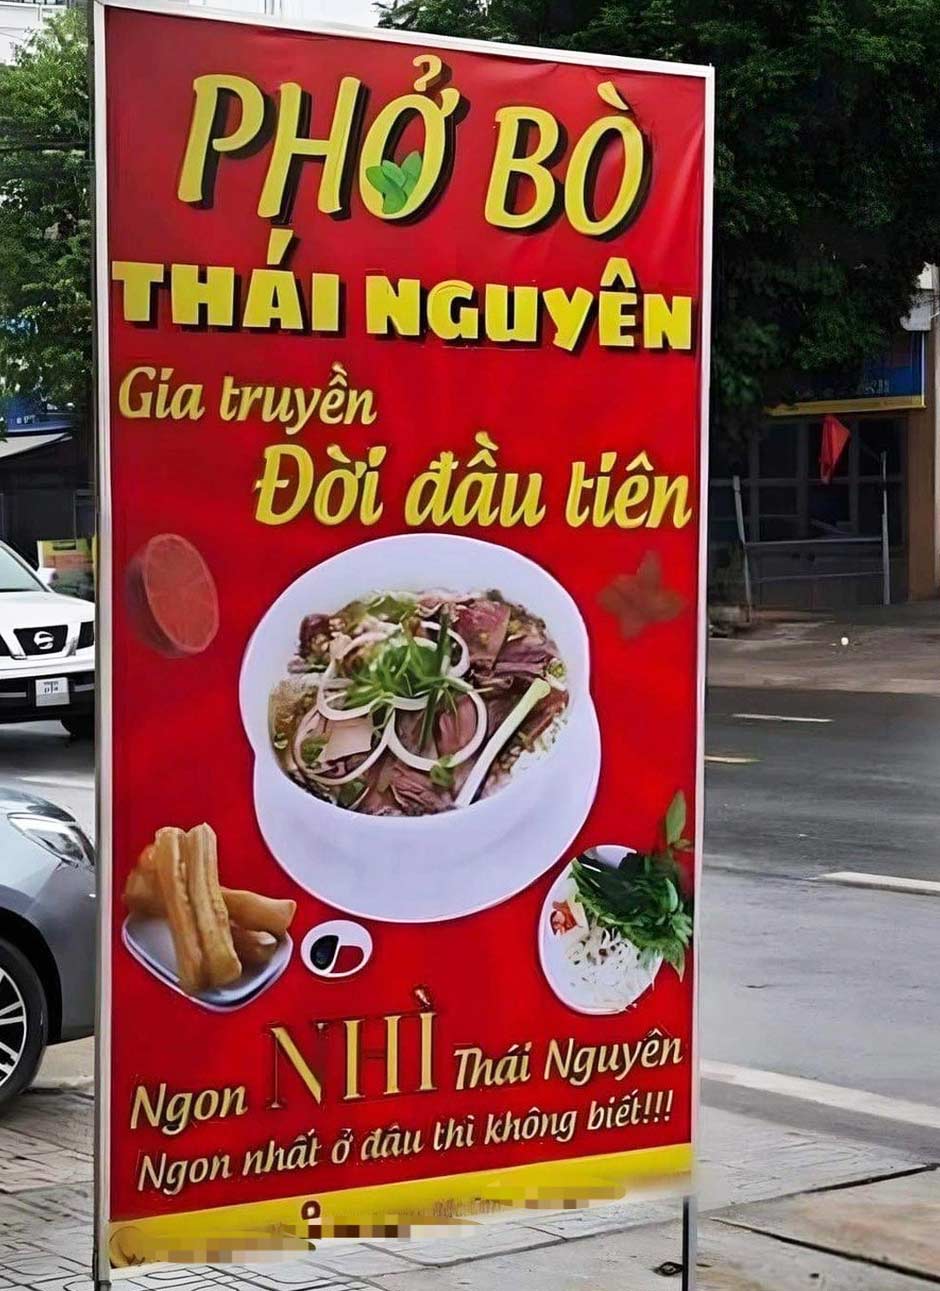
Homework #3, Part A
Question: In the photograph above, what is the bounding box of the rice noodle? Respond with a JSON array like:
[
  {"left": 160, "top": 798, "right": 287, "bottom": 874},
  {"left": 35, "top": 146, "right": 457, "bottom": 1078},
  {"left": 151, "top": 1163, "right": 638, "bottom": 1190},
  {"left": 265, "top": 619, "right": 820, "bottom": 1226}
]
[{"left": 560, "top": 923, "right": 658, "bottom": 1012}]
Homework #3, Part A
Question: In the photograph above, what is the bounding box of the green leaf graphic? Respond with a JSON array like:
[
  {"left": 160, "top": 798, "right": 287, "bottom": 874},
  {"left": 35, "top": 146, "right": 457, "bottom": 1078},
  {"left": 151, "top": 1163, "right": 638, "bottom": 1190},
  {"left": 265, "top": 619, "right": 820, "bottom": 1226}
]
[
  {"left": 366, "top": 153, "right": 425, "bottom": 214},
  {"left": 402, "top": 150, "right": 423, "bottom": 183},
  {"left": 380, "top": 158, "right": 407, "bottom": 186},
  {"left": 365, "top": 165, "right": 391, "bottom": 197}
]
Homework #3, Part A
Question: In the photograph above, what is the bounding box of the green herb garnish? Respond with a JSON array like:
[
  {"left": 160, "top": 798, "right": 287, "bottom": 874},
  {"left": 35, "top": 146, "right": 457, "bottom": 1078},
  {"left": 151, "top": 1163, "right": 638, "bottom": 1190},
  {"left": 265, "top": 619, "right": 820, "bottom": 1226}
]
[
  {"left": 345, "top": 615, "right": 459, "bottom": 752},
  {"left": 430, "top": 755, "right": 455, "bottom": 790},
  {"left": 366, "top": 592, "right": 418, "bottom": 623},
  {"left": 571, "top": 791, "right": 693, "bottom": 977},
  {"left": 300, "top": 734, "right": 328, "bottom": 765},
  {"left": 337, "top": 778, "right": 367, "bottom": 807}
]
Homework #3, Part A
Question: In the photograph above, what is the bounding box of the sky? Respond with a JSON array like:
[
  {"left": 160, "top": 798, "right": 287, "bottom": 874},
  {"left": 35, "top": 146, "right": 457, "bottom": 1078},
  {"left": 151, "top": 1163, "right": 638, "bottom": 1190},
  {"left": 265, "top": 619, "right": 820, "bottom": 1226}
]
[{"left": 311, "top": 0, "right": 378, "bottom": 25}]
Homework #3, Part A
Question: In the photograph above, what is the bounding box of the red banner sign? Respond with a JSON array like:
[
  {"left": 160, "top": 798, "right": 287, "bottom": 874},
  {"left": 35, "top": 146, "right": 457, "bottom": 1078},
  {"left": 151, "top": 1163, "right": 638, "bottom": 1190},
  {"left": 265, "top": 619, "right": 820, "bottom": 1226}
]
[{"left": 94, "top": 1, "right": 713, "bottom": 1271}]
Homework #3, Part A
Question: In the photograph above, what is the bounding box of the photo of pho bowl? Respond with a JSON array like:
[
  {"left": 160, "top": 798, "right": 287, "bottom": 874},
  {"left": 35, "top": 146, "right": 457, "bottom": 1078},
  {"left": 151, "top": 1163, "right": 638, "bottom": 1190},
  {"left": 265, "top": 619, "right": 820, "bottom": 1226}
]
[{"left": 240, "top": 535, "right": 600, "bottom": 922}]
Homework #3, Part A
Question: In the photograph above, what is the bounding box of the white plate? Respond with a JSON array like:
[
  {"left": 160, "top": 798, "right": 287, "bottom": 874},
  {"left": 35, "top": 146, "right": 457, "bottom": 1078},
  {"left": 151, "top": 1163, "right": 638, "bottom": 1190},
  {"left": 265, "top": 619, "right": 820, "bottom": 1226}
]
[
  {"left": 122, "top": 914, "right": 292, "bottom": 1012},
  {"left": 254, "top": 700, "right": 601, "bottom": 923},
  {"left": 539, "top": 849, "right": 662, "bottom": 1016}
]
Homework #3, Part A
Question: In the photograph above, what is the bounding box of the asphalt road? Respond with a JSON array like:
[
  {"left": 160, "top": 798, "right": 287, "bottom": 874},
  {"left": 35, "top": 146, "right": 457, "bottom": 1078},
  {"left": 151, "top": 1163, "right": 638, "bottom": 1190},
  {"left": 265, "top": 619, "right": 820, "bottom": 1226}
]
[
  {"left": 706, "top": 686, "right": 940, "bottom": 881},
  {"left": 2, "top": 688, "right": 939, "bottom": 1116},
  {"left": 0, "top": 719, "right": 94, "bottom": 837}
]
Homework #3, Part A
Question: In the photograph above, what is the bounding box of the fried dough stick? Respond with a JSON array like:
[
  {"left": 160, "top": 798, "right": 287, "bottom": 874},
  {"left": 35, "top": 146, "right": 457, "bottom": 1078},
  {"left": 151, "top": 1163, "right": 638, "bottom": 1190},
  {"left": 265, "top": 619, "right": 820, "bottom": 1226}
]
[
  {"left": 152, "top": 827, "right": 204, "bottom": 995},
  {"left": 218, "top": 889, "right": 295, "bottom": 938},
  {"left": 230, "top": 925, "right": 278, "bottom": 967},
  {"left": 126, "top": 857, "right": 295, "bottom": 938},
  {"left": 124, "top": 866, "right": 162, "bottom": 918},
  {"left": 185, "top": 824, "right": 242, "bottom": 989}
]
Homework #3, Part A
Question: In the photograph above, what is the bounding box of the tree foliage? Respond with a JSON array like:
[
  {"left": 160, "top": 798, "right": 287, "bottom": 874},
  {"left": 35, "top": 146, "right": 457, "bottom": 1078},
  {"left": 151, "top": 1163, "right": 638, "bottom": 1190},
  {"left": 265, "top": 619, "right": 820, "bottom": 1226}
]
[
  {"left": 0, "top": 7, "right": 91, "bottom": 426},
  {"left": 379, "top": 0, "right": 940, "bottom": 442}
]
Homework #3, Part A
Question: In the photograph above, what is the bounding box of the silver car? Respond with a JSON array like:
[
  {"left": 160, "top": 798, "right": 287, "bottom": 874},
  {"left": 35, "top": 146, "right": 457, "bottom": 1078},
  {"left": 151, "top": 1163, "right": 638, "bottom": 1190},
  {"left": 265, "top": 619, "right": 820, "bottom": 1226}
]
[{"left": 0, "top": 785, "right": 95, "bottom": 1104}]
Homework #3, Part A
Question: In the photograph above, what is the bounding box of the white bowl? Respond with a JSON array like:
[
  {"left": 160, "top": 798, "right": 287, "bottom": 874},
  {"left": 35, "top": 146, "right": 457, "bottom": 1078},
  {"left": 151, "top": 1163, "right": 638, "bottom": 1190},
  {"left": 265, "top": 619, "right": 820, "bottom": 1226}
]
[{"left": 239, "top": 534, "right": 599, "bottom": 920}]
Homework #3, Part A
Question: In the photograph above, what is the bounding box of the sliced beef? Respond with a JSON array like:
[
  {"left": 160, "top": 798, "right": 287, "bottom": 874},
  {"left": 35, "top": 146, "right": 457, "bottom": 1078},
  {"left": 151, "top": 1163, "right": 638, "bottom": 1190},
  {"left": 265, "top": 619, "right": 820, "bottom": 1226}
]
[
  {"left": 436, "top": 694, "right": 478, "bottom": 756},
  {"left": 357, "top": 754, "right": 399, "bottom": 815},
  {"left": 485, "top": 691, "right": 517, "bottom": 737},
  {"left": 454, "top": 599, "right": 511, "bottom": 669},
  {"left": 395, "top": 709, "right": 436, "bottom": 758},
  {"left": 387, "top": 765, "right": 452, "bottom": 815},
  {"left": 492, "top": 633, "right": 556, "bottom": 677},
  {"left": 522, "top": 686, "right": 568, "bottom": 742},
  {"left": 299, "top": 613, "right": 331, "bottom": 657}
]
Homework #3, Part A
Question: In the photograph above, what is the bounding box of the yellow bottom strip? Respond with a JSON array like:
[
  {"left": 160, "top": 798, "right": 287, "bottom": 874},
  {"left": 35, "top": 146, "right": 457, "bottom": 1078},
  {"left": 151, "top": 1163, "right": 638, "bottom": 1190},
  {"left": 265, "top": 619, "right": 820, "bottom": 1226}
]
[{"left": 109, "top": 1141, "right": 693, "bottom": 1267}]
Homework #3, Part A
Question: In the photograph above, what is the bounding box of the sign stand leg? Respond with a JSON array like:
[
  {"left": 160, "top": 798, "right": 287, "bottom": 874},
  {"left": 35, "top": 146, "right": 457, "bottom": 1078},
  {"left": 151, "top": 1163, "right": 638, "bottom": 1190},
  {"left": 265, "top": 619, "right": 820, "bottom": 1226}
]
[
  {"left": 880, "top": 449, "right": 891, "bottom": 607},
  {"left": 682, "top": 1194, "right": 698, "bottom": 1291}
]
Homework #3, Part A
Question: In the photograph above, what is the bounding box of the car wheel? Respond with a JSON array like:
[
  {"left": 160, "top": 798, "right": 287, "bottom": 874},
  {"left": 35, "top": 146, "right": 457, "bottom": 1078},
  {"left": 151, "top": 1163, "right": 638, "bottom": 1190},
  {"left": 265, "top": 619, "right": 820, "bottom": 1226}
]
[
  {"left": 61, "top": 715, "right": 95, "bottom": 740},
  {"left": 0, "top": 939, "right": 47, "bottom": 1109}
]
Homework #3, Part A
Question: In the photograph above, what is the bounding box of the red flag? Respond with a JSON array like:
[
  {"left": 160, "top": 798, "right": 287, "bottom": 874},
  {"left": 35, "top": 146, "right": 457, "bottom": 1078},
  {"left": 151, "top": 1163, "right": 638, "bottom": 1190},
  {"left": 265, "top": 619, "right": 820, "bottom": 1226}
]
[{"left": 820, "top": 414, "right": 850, "bottom": 483}]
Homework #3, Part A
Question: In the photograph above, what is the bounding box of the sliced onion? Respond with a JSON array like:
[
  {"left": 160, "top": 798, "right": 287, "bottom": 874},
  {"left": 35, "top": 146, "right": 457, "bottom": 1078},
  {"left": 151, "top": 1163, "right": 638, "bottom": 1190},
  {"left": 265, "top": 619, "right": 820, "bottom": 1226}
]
[
  {"left": 317, "top": 689, "right": 377, "bottom": 722},
  {"left": 386, "top": 686, "right": 487, "bottom": 772},
  {"left": 311, "top": 724, "right": 390, "bottom": 785},
  {"left": 292, "top": 708, "right": 328, "bottom": 777},
  {"left": 390, "top": 695, "right": 428, "bottom": 711},
  {"left": 331, "top": 629, "right": 391, "bottom": 663}
]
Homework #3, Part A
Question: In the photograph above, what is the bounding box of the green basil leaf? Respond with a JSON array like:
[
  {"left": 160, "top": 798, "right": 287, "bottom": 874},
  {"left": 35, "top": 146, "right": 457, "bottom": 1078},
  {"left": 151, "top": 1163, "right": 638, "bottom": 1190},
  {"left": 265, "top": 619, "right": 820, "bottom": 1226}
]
[{"left": 383, "top": 187, "right": 407, "bottom": 215}]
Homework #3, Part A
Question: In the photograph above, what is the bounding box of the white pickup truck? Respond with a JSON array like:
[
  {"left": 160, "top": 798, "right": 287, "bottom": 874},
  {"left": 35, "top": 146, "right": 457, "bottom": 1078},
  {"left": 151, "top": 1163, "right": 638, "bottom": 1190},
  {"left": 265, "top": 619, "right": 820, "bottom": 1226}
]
[{"left": 0, "top": 541, "right": 95, "bottom": 737}]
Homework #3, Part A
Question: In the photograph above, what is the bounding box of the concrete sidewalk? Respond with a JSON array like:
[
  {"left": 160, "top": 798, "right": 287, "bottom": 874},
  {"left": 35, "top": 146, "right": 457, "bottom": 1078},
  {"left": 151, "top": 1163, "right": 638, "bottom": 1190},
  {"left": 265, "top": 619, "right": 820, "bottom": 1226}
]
[
  {"left": 709, "top": 601, "right": 940, "bottom": 695},
  {"left": 1, "top": 1085, "right": 937, "bottom": 1289}
]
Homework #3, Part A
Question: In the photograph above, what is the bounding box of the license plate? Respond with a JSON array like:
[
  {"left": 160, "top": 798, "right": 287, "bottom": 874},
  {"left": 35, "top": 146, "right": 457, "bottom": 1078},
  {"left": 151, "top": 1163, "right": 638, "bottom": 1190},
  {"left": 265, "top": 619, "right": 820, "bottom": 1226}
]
[{"left": 36, "top": 677, "right": 69, "bottom": 707}]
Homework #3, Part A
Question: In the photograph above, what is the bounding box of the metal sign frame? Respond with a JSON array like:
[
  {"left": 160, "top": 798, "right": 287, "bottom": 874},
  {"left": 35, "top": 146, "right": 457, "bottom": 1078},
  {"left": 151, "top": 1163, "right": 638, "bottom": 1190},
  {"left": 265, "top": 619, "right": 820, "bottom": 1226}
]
[{"left": 91, "top": 6, "right": 714, "bottom": 1282}]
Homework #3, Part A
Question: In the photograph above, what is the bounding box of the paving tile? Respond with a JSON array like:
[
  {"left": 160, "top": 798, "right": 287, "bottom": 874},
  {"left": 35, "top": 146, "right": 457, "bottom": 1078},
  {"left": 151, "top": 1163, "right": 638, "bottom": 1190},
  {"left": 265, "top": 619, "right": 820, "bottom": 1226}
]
[
  {"left": 17, "top": 1278, "right": 91, "bottom": 1291},
  {"left": 305, "top": 1246, "right": 419, "bottom": 1277},
  {"left": 377, "top": 1222, "right": 558, "bottom": 1268},
  {"left": 367, "top": 1217, "right": 935, "bottom": 1290},
  {"left": 220, "top": 1274, "right": 350, "bottom": 1290},
  {"left": 716, "top": 1166, "right": 940, "bottom": 1282},
  {"left": 0, "top": 1259, "right": 87, "bottom": 1289},
  {"left": 223, "top": 1258, "right": 358, "bottom": 1286},
  {"left": 696, "top": 1107, "right": 923, "bottom": 1210},
  {"left": 524, "top": 1196, "right": 676, "bottom": 1240},
  {"left": 132, "top": 1273, "right": 223, "bottom": 1284}
]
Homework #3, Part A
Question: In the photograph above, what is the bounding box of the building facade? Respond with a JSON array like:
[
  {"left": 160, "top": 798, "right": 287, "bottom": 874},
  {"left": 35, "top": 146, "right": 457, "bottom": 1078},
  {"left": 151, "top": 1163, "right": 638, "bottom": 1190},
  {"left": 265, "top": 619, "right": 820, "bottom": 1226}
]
[{"left": 710, "top": 270, "right": 940, "bottom": 609}]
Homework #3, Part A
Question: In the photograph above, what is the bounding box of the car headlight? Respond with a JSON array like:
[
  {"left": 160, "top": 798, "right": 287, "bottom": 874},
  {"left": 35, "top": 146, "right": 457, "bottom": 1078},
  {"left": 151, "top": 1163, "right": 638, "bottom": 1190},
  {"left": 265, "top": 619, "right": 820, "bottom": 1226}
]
[
  {"left": 8, "top": 813, "right": 95, "bottom": 868},
  {"left": 77, "top": 620, "right": 95, "bottom": 649}
]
